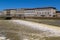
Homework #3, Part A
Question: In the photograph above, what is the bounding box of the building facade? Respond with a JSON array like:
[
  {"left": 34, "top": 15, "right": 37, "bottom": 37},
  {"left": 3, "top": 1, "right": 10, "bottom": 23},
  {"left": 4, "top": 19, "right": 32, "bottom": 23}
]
[
  {"left": 56, "top": 11, "right": 60, "bottom": 17},
  {"left": 34, "top": 7, "right": 56, "bottom": 18},
  {"left": 3, "top": 9, "right": 16, "bottom": 17},
  {"left": 2, "top": 7, "right": 60, "bottom": 18},
  {"left": 0, "top": 11, "right": 3, "bottom": 17}
]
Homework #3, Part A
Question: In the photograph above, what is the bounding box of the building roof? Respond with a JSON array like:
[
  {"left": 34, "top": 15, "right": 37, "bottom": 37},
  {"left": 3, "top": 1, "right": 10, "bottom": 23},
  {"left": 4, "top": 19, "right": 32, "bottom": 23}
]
[
  {"left": 22, "top": 7, "right": 56, "bottom": 10},
  {"left": 20, "top": 8, "right": 35, "bottom": 10},
  {"left": 34, "top": 7, "right": 56, "bottom": 9},
  {"left": 56, "top": 11, "right": 60, "bottom": 13},
  {"left": 3, "top": 7, "right": 56, "bottom": 11},
  {"left": 3, "top": 9, "right": 17, "bottom": 11}
]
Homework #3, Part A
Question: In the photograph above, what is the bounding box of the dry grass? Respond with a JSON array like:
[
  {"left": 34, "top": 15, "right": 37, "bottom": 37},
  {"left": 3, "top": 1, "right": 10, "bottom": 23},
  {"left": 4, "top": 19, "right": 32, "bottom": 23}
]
[
  {"left": 22, "top": 18, "right": 60, "bottom": 27},
  {"left": 0, "top": 20, "right": 60, "bottom": 40}
]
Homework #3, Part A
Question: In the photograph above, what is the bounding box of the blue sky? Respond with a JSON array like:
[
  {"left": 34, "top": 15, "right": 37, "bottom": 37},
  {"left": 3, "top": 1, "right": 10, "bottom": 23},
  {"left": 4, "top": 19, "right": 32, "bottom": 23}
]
[{"left": 0, "top": 0, "right": 60, "bottom": 10}]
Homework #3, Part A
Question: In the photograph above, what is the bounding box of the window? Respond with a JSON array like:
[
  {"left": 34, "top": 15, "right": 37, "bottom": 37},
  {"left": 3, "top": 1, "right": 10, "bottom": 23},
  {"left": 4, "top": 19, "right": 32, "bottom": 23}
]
[
  {"left": 53, "top": 15, "right": 56, "bottom": 17},
  {"left": 7, "top": 11, "right": 10, "bottom": 14},
  {"left": 41, "top": 15, "right": 45, "bottom": 17},
  {"left": 6, "top": 13, "right": 10, "bottom": 15},
  {"left": 49, "top": 15, "right": 51, "bottom": 16},
  {"left": 6, "top": 10, "right": 10, "bottom": 16},
  {"left": 48, "top": 12, "right": 49, "bottom": 14}
]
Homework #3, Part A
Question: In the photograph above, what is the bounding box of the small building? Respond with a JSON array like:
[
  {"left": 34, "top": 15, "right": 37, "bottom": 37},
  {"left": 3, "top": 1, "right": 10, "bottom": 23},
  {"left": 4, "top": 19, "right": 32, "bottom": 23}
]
[
  {"left": 3, "top": 9, "right": 17, "bottom": 17},
  {"left": 56, "top": 11, "right": 60, "bottom": 17},
  {"left": 3, "top": 9, "right": 17, "bottom": 19}
]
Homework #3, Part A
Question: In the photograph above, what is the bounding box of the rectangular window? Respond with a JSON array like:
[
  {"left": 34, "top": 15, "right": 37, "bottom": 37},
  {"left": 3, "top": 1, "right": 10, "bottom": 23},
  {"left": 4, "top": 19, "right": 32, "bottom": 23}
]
[
  {"left": 48, "top": 12, "right": 49, "bottom": 14},
  {"left": 6, "top": 10, "right": 10, "bottom": 16},
  {"left": 53, "top": 15, "right": 56, "bottom": 17},
  {"left": 41, "top": 15, "right": 45, "bottom": 17}
]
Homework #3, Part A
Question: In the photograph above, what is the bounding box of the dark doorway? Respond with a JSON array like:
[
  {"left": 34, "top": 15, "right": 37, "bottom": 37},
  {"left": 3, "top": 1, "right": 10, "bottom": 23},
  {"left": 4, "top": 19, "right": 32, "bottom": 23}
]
[
  {"left": 5, "top": 17, "right": 12, "bottom": 20},
  {"left": 53, "top": 15, "right": 56, "bottom": 17}
]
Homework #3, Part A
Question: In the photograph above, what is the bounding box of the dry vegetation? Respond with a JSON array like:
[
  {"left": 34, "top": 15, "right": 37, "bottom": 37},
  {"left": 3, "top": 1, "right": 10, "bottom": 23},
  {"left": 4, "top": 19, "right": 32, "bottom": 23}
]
[
  {"left": 0, "top": 20, "right": 60, "bottom": 40},
  {"left": 22, "top": 18, "right": 60, "bottom": 27}
]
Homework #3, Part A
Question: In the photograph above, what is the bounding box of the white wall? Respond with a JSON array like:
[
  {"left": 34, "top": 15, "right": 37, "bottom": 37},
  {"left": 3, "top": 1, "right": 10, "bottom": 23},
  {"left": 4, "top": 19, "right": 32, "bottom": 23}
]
[{"left": 35, "top": 9, "right": 56, "bottom": 17}]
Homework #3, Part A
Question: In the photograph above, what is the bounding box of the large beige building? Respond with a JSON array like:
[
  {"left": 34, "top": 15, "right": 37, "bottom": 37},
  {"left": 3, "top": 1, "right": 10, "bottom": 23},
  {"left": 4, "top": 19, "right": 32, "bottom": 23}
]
[
  {"left": 2, "top": 7, "right": 60, "bottom": 18},
  {"left": 34, "top": 7, "right": 56, "bottom": 17}
]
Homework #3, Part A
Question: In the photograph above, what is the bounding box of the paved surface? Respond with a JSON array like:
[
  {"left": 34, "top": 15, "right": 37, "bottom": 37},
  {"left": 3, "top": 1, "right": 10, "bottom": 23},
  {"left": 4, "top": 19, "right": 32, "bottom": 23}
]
[{"left": 11, "top": 20, "right": 60, "bottom": 37}]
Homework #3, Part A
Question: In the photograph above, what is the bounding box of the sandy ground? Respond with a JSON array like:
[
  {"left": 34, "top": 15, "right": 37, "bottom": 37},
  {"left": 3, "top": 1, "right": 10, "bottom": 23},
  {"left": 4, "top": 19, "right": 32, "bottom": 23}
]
[{"left": 11, "top": 20, "right": 60, "bottom": 37}]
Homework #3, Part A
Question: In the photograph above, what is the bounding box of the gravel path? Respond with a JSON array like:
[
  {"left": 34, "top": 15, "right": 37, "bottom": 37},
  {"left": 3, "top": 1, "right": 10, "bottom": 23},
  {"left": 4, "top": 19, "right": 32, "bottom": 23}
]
[{"left": 11, "top": 20, "right": 60, "bottom": 37}]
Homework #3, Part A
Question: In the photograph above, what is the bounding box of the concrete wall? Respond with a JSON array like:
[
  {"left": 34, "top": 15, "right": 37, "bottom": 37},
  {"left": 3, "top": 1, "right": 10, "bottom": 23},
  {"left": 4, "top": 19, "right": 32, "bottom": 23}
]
[
  {"left": 3, "top": 7, "right": 57, "bottom": 18},
  {"left": 56, "top": 13, "right": 60, "bottom": 17},
  {"left": 3, "top": 10, "right": 16, "bottom": 17},
  {"left": 35, "top": 8, "right": 56, "bottom": 17}
]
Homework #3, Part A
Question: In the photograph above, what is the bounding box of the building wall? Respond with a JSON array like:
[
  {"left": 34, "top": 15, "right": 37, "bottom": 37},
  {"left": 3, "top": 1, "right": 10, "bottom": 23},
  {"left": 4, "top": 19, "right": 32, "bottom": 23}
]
[
  {"left": 23, "top": 10, "right": 35, "bottom": 17},
  {"left": 35, "top": 8, "right": 56, "bottom": 17},
  {"left": 16, "top": 8, "right": 57, "bottom": 18},
  {"left": 10, "top": 10, "right": 16, "bottom": 17},
  {"left": 3, "top": 11, "right": 7, "bottom": 15},
  {"left": 3, "top": 7, "right": 57, "bottom": 18},
  {"left": 0, "top": 11, "right": 3, "bottom": 17},
  {"left": 3, "top": 9, "right": 16, "bottom": 17},
  {"left": 56, "top": 13, "right": 60, "bottom": 17},
  {"left": 3, "top": 10, "right": 10, "bottom": 17},
  {"left": 19, "top": 8, "right": 56, "bottom": 18},
  {"left": 16, "top": 9, "right": 24, "bottom": 18}
]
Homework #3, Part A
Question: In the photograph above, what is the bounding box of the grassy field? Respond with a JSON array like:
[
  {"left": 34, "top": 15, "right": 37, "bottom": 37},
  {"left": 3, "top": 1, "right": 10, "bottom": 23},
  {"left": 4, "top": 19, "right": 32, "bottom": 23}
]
[
  {"left": 0, "top": 20, "right": 60, "bottom": 40},
  {"left": 21, "top": 18, "right": 60, "bottom": 27},
  {"left": 0, "top": 20, "right": 21, "bottom": 40}
]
